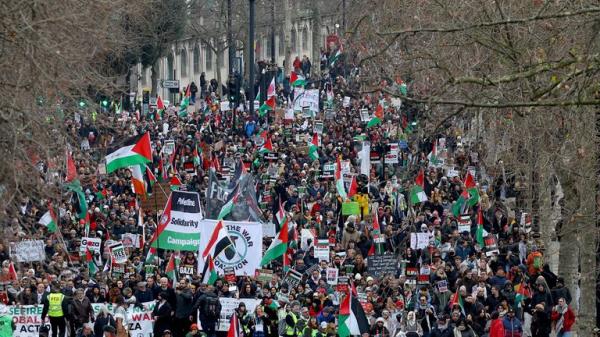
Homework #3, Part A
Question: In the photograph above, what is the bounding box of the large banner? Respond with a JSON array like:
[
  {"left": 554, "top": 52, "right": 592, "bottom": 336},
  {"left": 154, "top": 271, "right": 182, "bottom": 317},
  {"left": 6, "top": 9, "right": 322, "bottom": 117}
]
[
  {"left": 153, "top": 191, "right": 203, "bottom": 251},
  {"left": 10, "top": 301, "right": 155, "bottom": 337},
  {"left": 198, "top": 220, "right": 262, "bottom": 276}
]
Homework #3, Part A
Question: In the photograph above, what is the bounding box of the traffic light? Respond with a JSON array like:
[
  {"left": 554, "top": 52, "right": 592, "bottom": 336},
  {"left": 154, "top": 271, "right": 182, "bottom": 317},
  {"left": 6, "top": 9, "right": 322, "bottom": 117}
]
[
  {"left": 78, "top": 100, "right": 86, "bottom": 108},
  {"left": 101, "top": 99, "right": 109, "bottom": 107}
]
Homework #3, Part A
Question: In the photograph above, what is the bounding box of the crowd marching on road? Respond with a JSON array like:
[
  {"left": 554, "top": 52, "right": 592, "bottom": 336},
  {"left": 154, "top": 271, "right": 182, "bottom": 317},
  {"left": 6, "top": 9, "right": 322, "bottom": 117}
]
[{"left": 1, "top": 48, "right": 581, "bottom": 337}]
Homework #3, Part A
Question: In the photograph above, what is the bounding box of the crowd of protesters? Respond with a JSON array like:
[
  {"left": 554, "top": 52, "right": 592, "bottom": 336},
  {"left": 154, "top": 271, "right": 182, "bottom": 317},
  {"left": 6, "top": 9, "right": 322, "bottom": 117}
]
[{"left": 0, "top": 47, "right": 581, "bottom": 337}]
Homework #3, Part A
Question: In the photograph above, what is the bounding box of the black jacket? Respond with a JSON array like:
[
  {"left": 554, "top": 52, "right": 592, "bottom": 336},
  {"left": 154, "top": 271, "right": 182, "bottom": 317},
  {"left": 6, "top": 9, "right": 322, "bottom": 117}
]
[
  {"left": 152, "top": 300, "right": 173, "bottom": 336},
  {"left": 175, "top": 288, "right": 194, "bottom": 318}
]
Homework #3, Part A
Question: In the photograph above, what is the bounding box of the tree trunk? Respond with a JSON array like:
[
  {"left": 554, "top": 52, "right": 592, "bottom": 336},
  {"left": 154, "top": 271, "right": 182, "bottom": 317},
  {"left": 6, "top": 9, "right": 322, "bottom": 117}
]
[
  {"left": 151, "top": 62, "right": 159, "bottom": 96},
  {"left": 311, "top": 0, "right": 321, "bottom": 79},
  {"left": 283, "top": 0, "right": 292, "bottom": 73}
]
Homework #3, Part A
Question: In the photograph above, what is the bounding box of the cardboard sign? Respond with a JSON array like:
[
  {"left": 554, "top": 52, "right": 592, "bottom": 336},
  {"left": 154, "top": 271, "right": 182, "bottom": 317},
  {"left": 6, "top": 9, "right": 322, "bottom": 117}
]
[
  {"left": 484, "top": 234, "right": 499, "bottom": 256},
  {"left": 220, "top": 101, "right": 231, "bottom": 111},
  {"left": 437, "top": 280, "right": 448, "bottom": 293},
  {"left": 342, "top": 202, "right": 360, "bottom": 215},
  {"left": 162, "top": 140, "right": 175, "bottom": 155},
  {"left": 314, "top": 120, "right": 324, "bottom": 134},
  {"left": 321, "top": 163, "right": 335, "bottom": 178},
  {"left": 326, "top": 268, "right": 339, "bottom": 285},
  {"left": 121, "top": 233, "right": 140, "bottom": 249},
  {"left": 458, "top": 215, "right": 471, "bottom": 233},
  {"left": 418, "top": 266, "right": 431, "bottom": 283},
  {"left": 360, "top": 109, "right": 370, "bottom": 122},
  {"left": 367, "top": 254, "right": 398, "bottom": 277}
]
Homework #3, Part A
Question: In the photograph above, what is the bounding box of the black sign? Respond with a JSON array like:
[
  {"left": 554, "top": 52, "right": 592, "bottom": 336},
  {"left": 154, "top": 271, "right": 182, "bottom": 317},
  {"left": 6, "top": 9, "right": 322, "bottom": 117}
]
[
  {"left": 264, "top": 152, "right": 278, "bottom": 161},
  {"left": 171, "top": 191, "right": 201, "bottom": 213},
  {"left": 283, "top": 269, "right": 303, "bottom": 289},
  {"left": 367, "top": 254, "right": 398, "bottom": 277}
]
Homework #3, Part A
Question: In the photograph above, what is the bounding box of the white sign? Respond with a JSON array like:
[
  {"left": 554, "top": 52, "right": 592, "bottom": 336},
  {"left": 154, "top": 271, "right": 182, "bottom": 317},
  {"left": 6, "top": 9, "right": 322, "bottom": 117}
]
[
  {"left": 162, "top": 140, "right": 175, "bottom": 155},
  {"left": 80, "top": 237, "right": 102, "bottom": 265},
  {"left": 213, "top": 298, "right": 260, "bottom": 331},
  {"left": 285, "top": 108, "right": 294, "bottom": 120},
  {"left": 162, "top": 80, "right": 180, "bottom": 89},
  {"left": 410, "top": 233, "right": 430, "bottom": 250},
  {"left": 109, "top": 242, "right": 128, "bottom": 264},
  {"left": 326, "top": 267, "right": 339, "bottom": 285},
  {"left": 315, "top": 239, "right": 330, "bottom": 261},
  {"left": 301, "top": 228, "right": 316, "bottom": 250},
  {"left": 360, "top": 109, "right": 371, "bottom": 122},
  {"left": 447, "top": 169, "right": 459, "bottom": 178},
  {"left": 220, "top": 101, "right": 231, "bottom": 111},
  {"left": 197, "top": 220, "right": 262, "bottom": 276},
  {"left": 343, "top": 96, "right": 351, "bottom": 108},
  {"left": 293, "top": 88, "right": 319, "bottom": 113},
  {"left": 391, "top": 98, "right": 402, "bottom": 108},
  {"left": 11, "top": 240, "right": 45, "bottom": 263},
  {"left": 121, "top": 233, "right": 140, "bottom": 248},
  {"left": 262, "top": 222, "right": 276, "bottom": 238}
]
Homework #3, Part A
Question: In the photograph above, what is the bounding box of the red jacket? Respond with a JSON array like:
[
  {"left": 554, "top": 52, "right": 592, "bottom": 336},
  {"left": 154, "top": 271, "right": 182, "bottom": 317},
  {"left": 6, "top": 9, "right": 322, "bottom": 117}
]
[
  {"left": 490, "top": 318, "right": 505, "bottom": 337},
  {"left": 551, "top": 306, "right": 576, "bottom": 332}
]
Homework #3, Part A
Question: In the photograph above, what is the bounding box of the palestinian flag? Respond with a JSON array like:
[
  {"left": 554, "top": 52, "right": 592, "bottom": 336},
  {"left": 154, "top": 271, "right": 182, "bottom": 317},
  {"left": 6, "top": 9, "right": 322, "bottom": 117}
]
[
  {"left": 449, "top": 291, "right": 465, "bottom": 314},
  {"left": 193, "top": 145, "right": 201, "bottom": 166},
  {"left": 475, "top": 206, "right": 487, "bottom": 247},
  {"left": 452, "top": 189, "right": 470, "bottom": 216},
  {"left": 255, "top": 87, "right": 261, "bottom": 102},
  {"left": 464, "top": 172, "right": 480, "bottom": 207},
  {"left": 258, "top": 131, "right": 273, "bottom": 154},
  {"left": 201, "top": 255, "right": 218, "bottom": 285},
  {"left": 202, "top": 220, "right": 235, "bottom": 259},
  {"left": 165, "top": 252, "right": 178, "bottom": 282},
  {"left": 409, "top": 169, "right": 428, "bottom": 204},
  {"left": 267, "top": 77, "right": 276, "bottom": 98},
  {"left": 396, "top": 79, "right": 408, "bottom": 96},
  {"left": 338, "top": 290, "right": 369, "bottom": 337},
  {"left": 218, "top": 191, "right": 239, "bottom": 220},
  {"left": 366, "top": 103, "right": 384, "bottom": 128},
  {"left": 7, "top": 262, "right": 17, "bottom": 281},
  {"left": 514, "top": 282, "right": 531, "bottom": 308},
  {"left": 145, "top": 246, "right": 158, "bottom": 265},
  {"left": 86, "top": 248, "right": 98, "bottom": 277},
  {"left": 227, "top": 312, "right": 241, "bottom": 337},
  {"left": 156, "top": 96, "right": 165, "bottom": 120},
  {"left": 179, "top": 85, "right": 191, "bottom": 117},
  {"left": 149, "top": 194, "right": 173, "bottom": 249},
  {"left": 38, "top": 208, "right": 58, "bottom": 233},
  {"left": 372, "top": 210, "right": 384, "bottom": 255},
  {"left": 347, "top": 175, "right": 358, "bottom": 198},
  {"left": 105, "top": 132, "right": 152, "bottom": 173},
  {"left": 65, "top": 149, "right": 77, "bottom": 182},
  {"left": 308, "top": 133, "right": 319, "bottom": 161},
  {"left": 130, "top": 165, "right": 147, "bottom": 198},
  {"left": 329, "top": 49, "right": 342, "bottom": 66},
  {"left": 260, "top": 218, "right": 288, "bottom": 266},
  {"left": 259, "top": 96, "right": 276, "bottom": 117},
  {"left": 169, "top": 175, "right": 183, "bottom": 190},
  {"left": 427, "top": 141, "right": 440, "bottom": 167},
  {"left": 290, "top": 72, "right": 306, "bottom": 87},
  {"left": 276, "top": 198, "right": 286, "bottom": 226},
  {"left": 335, "top": 156, "right": 347, "bottom": 200},
  {"left": 66, "top": 179, "right": 88, "bottom": 219},
  {"left": 95, "top": 187, "right": 108, "bottom": 201}
]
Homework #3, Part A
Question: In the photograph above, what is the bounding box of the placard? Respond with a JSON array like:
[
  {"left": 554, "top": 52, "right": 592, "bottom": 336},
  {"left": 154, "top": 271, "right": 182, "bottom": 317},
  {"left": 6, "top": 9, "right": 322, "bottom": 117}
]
[
  {"left": 343, "top": 96, "right": 351, "bottom": 107},
  {"left": 325, "top": 109, "right": 335, "bottom": 120},
  {"left": 121, "top": 233, "right": 140, "bottom": 249},
  {"left": 315, "top": 239, "right": 330, "bottom": 261},
  {"left": 410, "top": 233, "right": 430, "bottom": 250},
  {"left": 223, "top": 267, "right": 236, "bottom": 283},
  {"left": 366, "top": 254, "right": 398, "bottom": 277},
  {"left": 458, "top": 215, "right": 471, "bottom": 233},
  {"left": 282, "top": 269, "right": 303, "bottom": 289},
  {"left": 341, "top": 202, "right": 360, "bottom": 215},
  {"left": 11, "top": 240, "right": 45, "bottom": 263},
  {"left": 314, "top": 120, "right": 324, "bottom": 134},
  {"left": 255, "top": 269, "right": 274, "bottom": 283},
  {"left": 213, "top": 298, "right": 260, "bottom": 331},
  {"left": 321, "top": 163, "right": 335, "bottom": 178},
  {"left": 220, "top": 101, "right": 231, "bottom": 111},
  {"left": 326, "top": 268, "right": 339, "bottom": 285},
  {"left": 162, "top": 140, "right": 175, "bottom": 155},
  {"left": 285, "top": 108, "right": 294, "bottom": 120},
  {"left": 80, "top": 237, "right": 102, "bottom": 265},
  {"left": 109, "top": 242, "right": 128, "bottom": 264},
  {"left": 337, "top": 276, "right": 349, "bottom": 293},
  {"left": 436, "top": 280, "right": 448, "bottom": 293},
  {"left": 360, "top": 109, "right": 370, "bottom": 122},
  {"left": 484, "top": 234, "right": 499, "bottom": 256}
]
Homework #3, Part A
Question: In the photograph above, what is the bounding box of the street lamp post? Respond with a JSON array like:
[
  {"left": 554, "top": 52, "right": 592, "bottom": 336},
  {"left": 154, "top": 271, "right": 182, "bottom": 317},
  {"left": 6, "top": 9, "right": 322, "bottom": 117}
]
[
  {"left": 270, "top": 0, "right": 276, "bottom": 63},
  {"left": 249, "top": 0, "right": 256, "bottom": 119}
]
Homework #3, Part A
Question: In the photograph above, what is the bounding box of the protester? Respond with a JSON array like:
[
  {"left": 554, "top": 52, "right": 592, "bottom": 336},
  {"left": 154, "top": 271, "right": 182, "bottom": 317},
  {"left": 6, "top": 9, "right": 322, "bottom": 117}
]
[{"left": 551, "top": 298, "right": 575, "bottom": 337}]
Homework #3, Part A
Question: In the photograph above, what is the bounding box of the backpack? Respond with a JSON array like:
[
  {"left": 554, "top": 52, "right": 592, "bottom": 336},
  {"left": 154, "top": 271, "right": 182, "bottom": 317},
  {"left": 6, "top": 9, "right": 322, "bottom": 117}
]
[
  {"left": 533, "top": 254, "right": 543, "bottom": 269},
  {"left": 204, "top": 296, "right": 222, "bottom": 320}
]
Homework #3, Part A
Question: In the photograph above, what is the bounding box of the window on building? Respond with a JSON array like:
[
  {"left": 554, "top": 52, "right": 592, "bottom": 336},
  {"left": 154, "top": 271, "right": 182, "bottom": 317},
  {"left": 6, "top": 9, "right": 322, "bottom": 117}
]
[
  {"left": 302, "top": 26, "right": 308, "bottom": 51},
  {"left": 205, "top": 44, "right": 213, "bottom": 71},
  {"left": 193, "top": 44, "right": 200, "bottom": 74},
  {"left": 291, "top": 29, "right": 296, "bottom": 54},
  {"left": 180, "top": 49, "right": 187, "bottom": 77}
]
